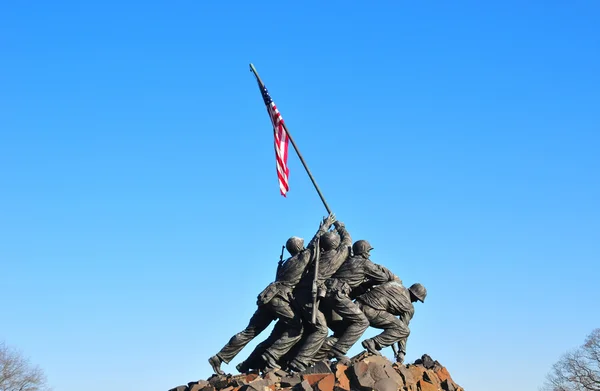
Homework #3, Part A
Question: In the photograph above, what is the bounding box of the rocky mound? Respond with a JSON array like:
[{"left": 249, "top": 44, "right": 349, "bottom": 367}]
[{"left": 169, "top": 354, "right": 463, "bottom": 391}]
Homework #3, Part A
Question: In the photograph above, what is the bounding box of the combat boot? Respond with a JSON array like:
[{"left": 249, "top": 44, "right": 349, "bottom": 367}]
[
  {"left": 361, "top": 339, "right": 381, "bottom": 356},
  {"left": 287, "top": 358, "right": 307, "bottom": 373},
  {"left": 236, "top": 360, "right": 249, "bottom": 373},
  {"left": 261, "top": 352, "right": 281, "bottom": 372},
  {"left": 327, "top": 348, "right": 352, "bottom": 366},
  {"left": 209, "top": 355, "right": 225, "bottom": 375}
]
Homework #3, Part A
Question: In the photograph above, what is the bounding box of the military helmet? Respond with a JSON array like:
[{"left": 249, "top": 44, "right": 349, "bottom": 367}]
[
  {"left": 320, "top": 232, "right": 340, "bottom": 251},
  {"left": 352, "top": 240, "right": 373, "bottom": 256},
  {"left": 286, "top": 236, "right": 304, "bottom": 255},
  {"left": 408, "top": 283, "right": 427, "bottom": 303}
]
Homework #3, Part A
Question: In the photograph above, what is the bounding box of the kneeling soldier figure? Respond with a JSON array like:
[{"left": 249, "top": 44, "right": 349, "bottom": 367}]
[{"left": 356, "top": 281, "right": 427, "bottom": 364}]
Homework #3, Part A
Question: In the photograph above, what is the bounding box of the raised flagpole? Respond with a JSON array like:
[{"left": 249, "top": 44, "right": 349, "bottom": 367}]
[{"left": 249, "top": 63, "right": 332, "bottom": 215}]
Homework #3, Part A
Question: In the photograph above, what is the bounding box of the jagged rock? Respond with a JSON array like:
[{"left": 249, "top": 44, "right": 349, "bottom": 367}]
[
  {"left": 190, "top": 384, "right": 205, "bottom": 391},
  {"left": 302, "top": 373, "right": 329, "bottom": 387},
  {"left": 301, "top": 360, "right": 332, "bottom": 375},
  {"left": 209, "top": 375, "right": 231, "bottom": 389},
  {"left": 247, "top": 379, "right": 273, "bottom": 391},
  {"left": 368, "top": 363, "right": 388, "bottom": 383},
  {"left": 293, "top": 379, "right": 312, "bottom": 391},
  {"left": 188, "top": 381, "right": 210, "bottom": 391},
  {"left": 362, "top": 355, "right": 403, "bottom": 388},
  {"left": 384, "top": 366, "right": 403, "bottom": 387},
  {"left": 264, "top": 371, "right": 282, "bottom": 384},
  {"left": 231, "top": 375, "right": 249, "bottom": 387},
  {"left": 169, "top": 353, "right": 460, "bottom": 391},
  {"left": 417, "top": 379, "right": 440, "bottom": 391},
  {"left": 334, "top": 364, "right": 350, "bottom": 391},
  {"left": 423, "top": 369, "right": 441, "bottom": 387},
  {"left": 360, "top": 358, "right": 401, "bottom": 391},
  {"left": 190, "top": 381, "right": 210, "bottom": 387},
  {"left": 441, "top": 379, "right": 455, "bottom": 391},
  {"left": 315, "top": 374, "right": 335, "bottom": 391},
  {"left": 350, "top": 351, "right": 370, "bottom": 363},
  {"left": 434, "top": 367, "right": 452, "bottom": 384},
  {"left": 352, "top": 360, "right": 375, "bottom": 389},
  {"left": 373, "top": 378, "right": 400, "bottom": 391},
  {"left": 362, "top": 355, "right": 389, "bottom": 366},
  {"left": 414, "top": 354, "right": 434, "bottom": 369},
  {"left": 407, "top": 365, "right": 425, "bottom": 383},
  {"left": 395, "top": 365, "right": 417, "bottom": 386},
  {"left": 352, "top": 360, "right": 368, "bottom": 378},
  {"left": 280, "top": 375, "right": 301, "bottom": 388}
]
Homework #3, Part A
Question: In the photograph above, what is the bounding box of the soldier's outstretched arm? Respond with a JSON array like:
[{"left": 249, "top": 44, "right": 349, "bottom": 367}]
[
  {"left": 333, "top": 221, "right": 352, "bottom": 248},
  {"left": 306, "top": 213, "right": 336, "bottom": 250},
  {"left": 364, "top": 261, "right": 399, "bottom": 285}
]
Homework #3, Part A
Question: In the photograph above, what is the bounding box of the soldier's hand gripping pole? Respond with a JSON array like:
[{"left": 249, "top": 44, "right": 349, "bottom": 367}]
[{"left": 311, "top": 236, "right": 321, "bottom": 324}]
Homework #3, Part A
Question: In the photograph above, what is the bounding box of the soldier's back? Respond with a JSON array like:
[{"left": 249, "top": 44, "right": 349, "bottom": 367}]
[
  {"left": 276, "top": 250, "right": 312, "bottom": 286},
  {"left": 358, "top": 281, "right": 413, "bottom": 315}
]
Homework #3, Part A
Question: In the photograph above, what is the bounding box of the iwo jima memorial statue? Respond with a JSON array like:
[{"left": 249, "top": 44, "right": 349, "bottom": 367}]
[{"left": 170, "top": 65, "right": 463, "bottom": 391}]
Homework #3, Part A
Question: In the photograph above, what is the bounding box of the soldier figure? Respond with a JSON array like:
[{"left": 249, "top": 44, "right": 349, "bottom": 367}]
[
  {"left": 287, "top": 221, "right": 352, "bottom": 372},
  {"left": 317, "top": 240, "right": 399, "bottom": 363},
  {"left": 208, "top": 214, "right": 336, "bottom": 375},
  {"left": 356, "top": 281, "right": 427, "bottom": 364}
]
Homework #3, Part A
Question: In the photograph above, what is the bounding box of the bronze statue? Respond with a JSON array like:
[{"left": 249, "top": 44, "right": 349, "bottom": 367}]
[
  {"left": 240, "top": 65, "right": 429, "bottom": 374},
  {"left": 207, "top": 215, "right": 429, "bottom": 374}
]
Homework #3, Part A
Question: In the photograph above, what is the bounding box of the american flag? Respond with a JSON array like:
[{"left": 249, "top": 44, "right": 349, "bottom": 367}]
[{"left": 260, "top": 85, "right": 290, "bottom": 196}]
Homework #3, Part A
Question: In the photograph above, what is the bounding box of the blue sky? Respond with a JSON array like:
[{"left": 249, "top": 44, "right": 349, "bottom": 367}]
[{"left": 1, "top": 1, "right": 598, "bottom": 390}]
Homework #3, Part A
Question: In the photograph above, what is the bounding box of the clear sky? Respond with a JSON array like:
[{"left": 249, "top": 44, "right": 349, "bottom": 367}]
[{"left": 1, "top": 1, "right": 598, "bottom": 390}]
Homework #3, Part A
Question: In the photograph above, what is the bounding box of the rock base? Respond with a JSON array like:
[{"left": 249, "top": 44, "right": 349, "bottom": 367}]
[{"left": 170, "top": 354, "right": 463, "bottom": 391}]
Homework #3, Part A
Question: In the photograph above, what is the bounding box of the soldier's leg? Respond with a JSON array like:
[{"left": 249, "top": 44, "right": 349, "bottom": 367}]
[
  {"left": 238, "top": 320, "right": 288, "bottom": 372},
  {"left": 279, "top": 325, "right": 309, "bottom": 367},
  {"left": 213, "top": 305, "right": 274, "bottom": 364},
  {"left": 313, "top": 299, "right": 343, "bottom": 361},
  {"left": 288, "top": 291, "right": 328, "bottom": 371},
  {"left": 313, "top": 336, "right": 337, "bottom": 361},
  {"left": 361, "top": 305, "right": 409, "bottom": 351},
  {"left": 328, "top": 292, "right": 369, "bottom": 358},
  {"left": 261, "top": 297, "right": 304, "bottom": 366}
]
